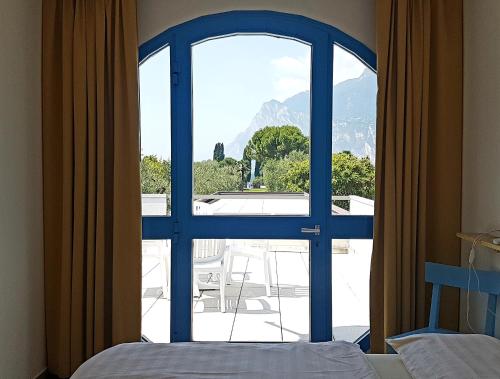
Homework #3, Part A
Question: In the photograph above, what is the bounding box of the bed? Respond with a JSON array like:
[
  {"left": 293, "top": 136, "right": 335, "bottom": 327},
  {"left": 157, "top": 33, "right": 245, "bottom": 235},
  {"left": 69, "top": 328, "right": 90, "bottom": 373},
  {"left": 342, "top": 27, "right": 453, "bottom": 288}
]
[
  {"left": 71, "top": 341, "right": 409, "bottom": 378},
  {"left": 366, "top": 354, "right": 411, "bottom": 378},
  {"left": 71, "top": 334, "right": 500, "bottom": 379}
]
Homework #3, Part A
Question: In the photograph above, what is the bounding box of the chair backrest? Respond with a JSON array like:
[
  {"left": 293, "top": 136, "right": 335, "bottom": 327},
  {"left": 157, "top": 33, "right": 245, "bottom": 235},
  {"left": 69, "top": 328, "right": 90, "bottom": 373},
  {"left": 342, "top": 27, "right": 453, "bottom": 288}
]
[
  {"left": 236, "top": 239, "right": 270, "bottom": 249},
  {"left": 425, "top": 262, "right": 500, "bottom": 335},
  {"left": 142, "top": 240, "right": 170, "bottom": 257},
  {"left": 193, "top": 239, "right": 226, "bottom": 263}
]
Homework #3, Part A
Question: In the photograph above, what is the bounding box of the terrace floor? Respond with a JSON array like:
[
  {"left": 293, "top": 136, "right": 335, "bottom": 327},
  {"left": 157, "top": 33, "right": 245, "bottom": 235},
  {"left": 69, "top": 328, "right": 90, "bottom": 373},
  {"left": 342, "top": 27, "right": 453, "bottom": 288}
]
[{"left": 142, "top": 240, "right": 371, "bottom": 343}]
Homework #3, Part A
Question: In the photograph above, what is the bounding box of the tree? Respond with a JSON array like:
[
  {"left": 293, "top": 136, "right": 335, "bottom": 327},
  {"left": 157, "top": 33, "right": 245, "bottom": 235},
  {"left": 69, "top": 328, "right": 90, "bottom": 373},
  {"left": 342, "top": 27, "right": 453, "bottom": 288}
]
[
  {"left": 220, "top": 157, "right": 237, "bottom": 166},
  {"left": 238, "top": 156, "right": 251, "bottom": 187},
  {"left": 262, "top": 151, "right": 375, "bottom": 199},
  {"left": 140, "top": 155, "right": 171, "bottom": 194},
  {"left": 251, "top": 176, "right": 263, "bottom": 189},
  {"left": 244, "top": 125, "right": 309, "bottom": 166},
  {"left": 193, "top": 160, "right": 241, "bottom": 195},
  {"left": 243, "top": 125, "right": 309, "bottom": 184},
  {"left": 332, "top": 151, "right": 375, "bottom": 199},
  {"left": 262, "top": 150, "right": 308, "bottom": 192},
  {"left": 213, "top": 142, "right": 225, "bottom": 162},
  {"left": 283, "top": 159, "right": 310, "bottom": 192},
  {"left": 261, "top": 159, "right": 290, "bottom": 191}
]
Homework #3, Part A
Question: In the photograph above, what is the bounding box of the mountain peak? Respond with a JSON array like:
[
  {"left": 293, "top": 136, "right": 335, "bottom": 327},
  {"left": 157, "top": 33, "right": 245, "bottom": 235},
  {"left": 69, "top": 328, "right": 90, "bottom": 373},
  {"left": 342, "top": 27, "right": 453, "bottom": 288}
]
[
  {"left": 283, "top": 91, "right": 310, "bottom": 114},
  {"left": 360, "top": 67, "right": 374, "bottom": 78},
  {"left": 263, "top": 98, "right": 282, "bottom": 106},
  {"left": 225, "top": 69, "right": 376, "bottom": 162}
]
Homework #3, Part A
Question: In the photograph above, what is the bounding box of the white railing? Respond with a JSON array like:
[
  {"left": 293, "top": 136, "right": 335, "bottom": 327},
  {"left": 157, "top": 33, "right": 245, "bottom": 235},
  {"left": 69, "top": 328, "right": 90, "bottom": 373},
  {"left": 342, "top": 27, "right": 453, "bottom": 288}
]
[
  {"left": 141, "top": 193, "right": 374, "bottom": 256},
  {"left": 142, "top": 193, "right": 355, "bottom": 201},
  {"left": 141, "top": 193, "right": 374, "bottom": 217}
]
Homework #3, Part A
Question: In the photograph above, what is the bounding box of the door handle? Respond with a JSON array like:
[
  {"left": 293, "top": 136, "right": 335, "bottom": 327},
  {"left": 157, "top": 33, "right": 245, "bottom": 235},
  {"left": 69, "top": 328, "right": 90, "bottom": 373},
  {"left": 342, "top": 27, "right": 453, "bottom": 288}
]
[{"left": 301, "top": 225, "right": 320, "bottom": 235}]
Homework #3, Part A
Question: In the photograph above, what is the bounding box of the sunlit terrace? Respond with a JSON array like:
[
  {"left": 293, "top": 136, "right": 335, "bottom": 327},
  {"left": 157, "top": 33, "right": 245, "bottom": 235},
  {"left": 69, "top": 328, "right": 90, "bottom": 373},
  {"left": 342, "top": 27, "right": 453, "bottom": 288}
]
[{"left": 141, "top": 193, "right": 373, "bottom": 343}]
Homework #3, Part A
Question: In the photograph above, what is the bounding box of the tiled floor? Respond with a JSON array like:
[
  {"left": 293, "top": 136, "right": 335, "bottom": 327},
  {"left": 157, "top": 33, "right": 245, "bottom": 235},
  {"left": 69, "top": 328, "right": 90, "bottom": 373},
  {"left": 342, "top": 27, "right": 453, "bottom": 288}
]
[{"left": 142, "top": 241, "right": 371, "bottom": 343}]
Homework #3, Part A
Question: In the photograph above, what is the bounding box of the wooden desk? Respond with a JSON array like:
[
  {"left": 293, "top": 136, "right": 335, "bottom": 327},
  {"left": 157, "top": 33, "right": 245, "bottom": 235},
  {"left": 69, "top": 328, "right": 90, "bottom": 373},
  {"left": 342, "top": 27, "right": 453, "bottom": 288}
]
[{"left": 457, "top": 232, "right": 500, "bottom": 253}]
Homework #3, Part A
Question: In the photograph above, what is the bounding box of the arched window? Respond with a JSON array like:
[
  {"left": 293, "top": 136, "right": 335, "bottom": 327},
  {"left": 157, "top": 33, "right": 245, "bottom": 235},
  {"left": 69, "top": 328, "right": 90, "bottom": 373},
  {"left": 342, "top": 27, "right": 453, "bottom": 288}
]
[{"left": 139, "top": 11, "right": 376, "bottom": 347}]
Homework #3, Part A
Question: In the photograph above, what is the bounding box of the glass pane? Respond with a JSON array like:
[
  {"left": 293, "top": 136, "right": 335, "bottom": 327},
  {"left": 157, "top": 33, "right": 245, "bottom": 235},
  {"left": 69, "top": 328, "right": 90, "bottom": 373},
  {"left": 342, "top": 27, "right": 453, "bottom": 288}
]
[
  {"left": 192, "top": 36, "right": 311, "bottom": 216},
  {"left": 139, "top": 47, "right": 172, "bottom": 216},
  {"left": 331, "top": 45, "right": 376, "bottom": 215},
  {"left": 332, "top": 239, "right": 372, "bottom": 342},
  {"left": 192, "top": 239, "right": 309, "bottom": 342},
  {"left": 141, "top": 239, "right": 171, "bottom": 342}
]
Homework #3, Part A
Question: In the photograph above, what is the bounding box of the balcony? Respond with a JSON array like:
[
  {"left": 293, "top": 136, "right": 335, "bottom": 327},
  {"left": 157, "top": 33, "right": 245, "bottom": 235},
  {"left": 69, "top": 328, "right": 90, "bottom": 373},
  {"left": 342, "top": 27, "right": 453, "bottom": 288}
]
[{"left": 141, "top": 193, "right": 373, "bottom": 343}]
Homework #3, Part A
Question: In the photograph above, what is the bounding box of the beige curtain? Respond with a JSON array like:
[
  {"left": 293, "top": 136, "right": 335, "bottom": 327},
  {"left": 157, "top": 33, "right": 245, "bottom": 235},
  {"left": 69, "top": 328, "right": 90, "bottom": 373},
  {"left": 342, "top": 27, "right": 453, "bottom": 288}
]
[
  {"left": 370, "top": 0, "right": 463, "bottom": 353},
  {"left": 42, "top": 0, "right": 141, "bottom": 376}
]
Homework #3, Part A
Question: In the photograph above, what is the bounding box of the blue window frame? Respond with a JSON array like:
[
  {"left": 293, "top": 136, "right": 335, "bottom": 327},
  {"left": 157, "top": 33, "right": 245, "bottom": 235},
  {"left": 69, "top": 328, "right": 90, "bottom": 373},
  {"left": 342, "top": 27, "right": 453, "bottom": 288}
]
[{"left": 140, "top": 11, "right": 376, "bottom": 344}]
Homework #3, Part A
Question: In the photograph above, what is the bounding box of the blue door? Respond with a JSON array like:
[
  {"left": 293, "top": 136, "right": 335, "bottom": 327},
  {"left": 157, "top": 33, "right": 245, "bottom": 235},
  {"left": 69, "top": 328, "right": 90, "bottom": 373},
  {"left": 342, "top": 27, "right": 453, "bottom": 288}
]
[{"left": 141, "top": 11, "right": 375, "bottom": 343}]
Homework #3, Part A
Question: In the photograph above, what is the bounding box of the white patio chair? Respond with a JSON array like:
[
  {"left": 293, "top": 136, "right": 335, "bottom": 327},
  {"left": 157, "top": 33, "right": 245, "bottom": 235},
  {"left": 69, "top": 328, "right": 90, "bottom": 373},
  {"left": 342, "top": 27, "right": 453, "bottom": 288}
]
[
  {"left": 227, "top": 240, "right": 273, "bottom": 296},
  {"left": 193, "top": 239, "right": 228, "bottom": 312},
  {"left": 142, "top": 240, "right": 170, "bottom": 299}
]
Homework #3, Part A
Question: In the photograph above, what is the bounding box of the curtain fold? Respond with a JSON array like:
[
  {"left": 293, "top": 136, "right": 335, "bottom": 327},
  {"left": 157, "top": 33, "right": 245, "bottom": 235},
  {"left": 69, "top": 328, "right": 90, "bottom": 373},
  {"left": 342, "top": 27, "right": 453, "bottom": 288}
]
[
  {"left": 42, "top": 1, "right": 141, "bottom": 376},
  {"left": 370, "top": 0, "right": 462, "bottom": 353}
]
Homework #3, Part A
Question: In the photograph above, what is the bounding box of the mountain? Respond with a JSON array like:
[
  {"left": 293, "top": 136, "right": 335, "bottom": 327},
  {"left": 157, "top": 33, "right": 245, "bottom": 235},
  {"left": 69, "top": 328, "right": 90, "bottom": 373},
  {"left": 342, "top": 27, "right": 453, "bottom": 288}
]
[
  {"left": 225, "top": 95, "right": 310, "bottom": 159},
  {"left": 225, "top": 68, "right": 376, "bottom": 162}
]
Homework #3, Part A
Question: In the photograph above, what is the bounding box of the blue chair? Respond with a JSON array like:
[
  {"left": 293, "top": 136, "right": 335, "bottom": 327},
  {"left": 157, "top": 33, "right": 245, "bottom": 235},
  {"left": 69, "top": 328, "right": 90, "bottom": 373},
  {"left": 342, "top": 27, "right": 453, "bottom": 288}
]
[{"left": 388, "top": 262, "right": 500, "bottom": 342}]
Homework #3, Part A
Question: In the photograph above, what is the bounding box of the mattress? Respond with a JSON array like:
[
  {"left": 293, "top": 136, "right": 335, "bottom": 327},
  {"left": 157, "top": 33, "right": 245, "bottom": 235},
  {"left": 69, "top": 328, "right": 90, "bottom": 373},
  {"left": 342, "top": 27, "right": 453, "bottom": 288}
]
[{"left": 71, "top": 341, "right": 389, "bottom": 379}]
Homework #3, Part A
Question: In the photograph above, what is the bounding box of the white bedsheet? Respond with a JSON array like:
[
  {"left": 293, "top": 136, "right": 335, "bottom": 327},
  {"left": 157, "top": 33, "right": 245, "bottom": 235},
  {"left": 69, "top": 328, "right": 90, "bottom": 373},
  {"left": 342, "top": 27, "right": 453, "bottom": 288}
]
[
  {"left": 71, "top": 341, "right": 380, "bottom": 379},
  {"left": 366, "top": 355, "right": 411, "bottom": 379}
]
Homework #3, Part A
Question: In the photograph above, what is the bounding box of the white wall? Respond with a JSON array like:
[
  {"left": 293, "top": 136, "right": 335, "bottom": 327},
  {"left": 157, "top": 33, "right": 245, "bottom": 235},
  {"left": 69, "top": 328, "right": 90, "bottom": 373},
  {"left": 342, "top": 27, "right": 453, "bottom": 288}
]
[
  {"left": 0, "top": 1, "right": 45, "bottom": 378},
  {"left": 461, "top": 0, "right": 500, "bottom": 336},
  {"left": 138, "top": 0, "right": 375, "bottom": 50}
]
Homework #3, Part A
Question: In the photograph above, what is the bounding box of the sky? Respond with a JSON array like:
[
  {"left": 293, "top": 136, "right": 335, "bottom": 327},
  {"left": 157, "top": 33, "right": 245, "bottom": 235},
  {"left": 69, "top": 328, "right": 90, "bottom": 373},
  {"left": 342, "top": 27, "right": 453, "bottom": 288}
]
[{"left": 139, "top": 36, "right": 368, "bottom": 161}]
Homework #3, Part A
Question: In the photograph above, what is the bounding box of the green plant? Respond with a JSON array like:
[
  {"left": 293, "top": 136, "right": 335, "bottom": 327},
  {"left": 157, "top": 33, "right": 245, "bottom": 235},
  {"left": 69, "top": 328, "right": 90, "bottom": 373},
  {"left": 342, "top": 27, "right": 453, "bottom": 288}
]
[
  {"left": 252, "top": 176, "right": 263, "bottom": 188},
  {"left": 213, "top": 142, "right": 225, "bottom": 162},
  {"left": 244, "top": 125, "right": 309, "bottom": 166},
  {"left": 140, "top": 155, "right": 171, "bottom": 194},
  {"left": 332, "top": 151, "right": 375, "bottom": 199},
  {"left": 193, "top": 160, "right": 241, "bottom": 194}
]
